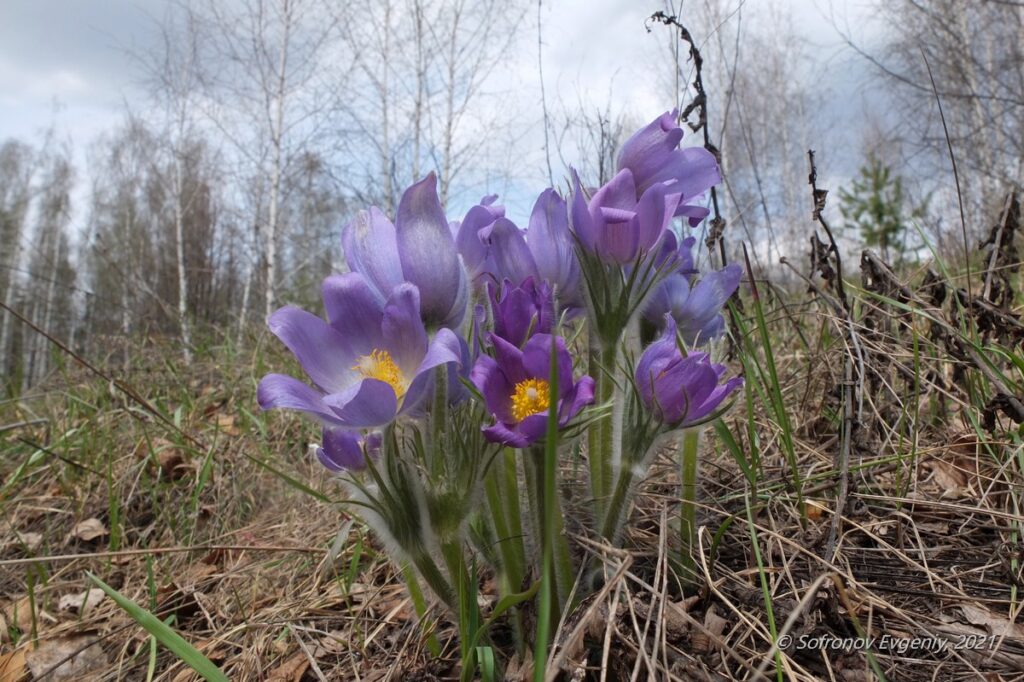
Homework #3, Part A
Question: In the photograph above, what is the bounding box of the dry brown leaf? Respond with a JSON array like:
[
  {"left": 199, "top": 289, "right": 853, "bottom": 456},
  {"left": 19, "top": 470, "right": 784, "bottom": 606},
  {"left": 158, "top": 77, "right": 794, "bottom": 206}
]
[
  {"left": 803, "top": 499, "right": 829, "bottom": 521},
  {"left": 703, "top": 604, "right": 728, "bottom": 638},
  {"left": 0, "top": 647, "right": 27, "bottom": 682},
  {"left": 3, "top": 532, "right": 43, "bottom": 553},
  {"left": 318, "top": 630, "right": 349, "bottom": 655},
  {"left": 1, "top": 598, "right": 34, "bottom": 637},
  {"left": 961, "top": 604, "right": 1024, "bottom": 639},
  {"left": 921, "top": 458, "right": 970, "bottom": 497},
  {"left": 266, "top": 652, "right": 308, "bottom": 682},
  {"left": 504, "top": 651, "right": 533, "bottom": 681},
  {"left": 58, "top": 589, "right": 105, "bottom": 616},
  {"left": 25, "top": 635, "right": 107, "bottom": 680},
  {"left": 157, "top": 447, "right": 187, "bottom": 479},
  {"left": 216, "top": 414, "right": 240, "bottom": 436},
  {"left": 69, "top": 518, "right": 107, "bottom": 542}
]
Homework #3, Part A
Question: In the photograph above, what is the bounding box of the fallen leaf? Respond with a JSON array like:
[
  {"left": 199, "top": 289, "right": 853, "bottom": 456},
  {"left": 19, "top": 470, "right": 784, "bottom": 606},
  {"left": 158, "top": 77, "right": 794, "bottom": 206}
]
[
  {"left": 505, "top": 651, "right": 533, "bottom": 681},
  {"left": 703, "top": 604, "right": 728, "bottom": 637},
  {"left": 157, "top": 446, "right": 187, "bottom": 479},
  {"left": 69, "top": 519, "right": 107, "bottom": 543},
  {"left": 25, "top": 636, "right": 107, "bottom": 680},
  {"left": 58, "top": 589, "right": 105, "bottom": 616},
  {"left": 182, "top": 561, "right": 219, "bottom": 585},
  {"left": 921, "top": 458, "right": 970, "bottom": 497},
  {"left": 318, "top": 630, "right": 349, "bottom": 655},
  {"left": 266, "top": 652, "right": 308, "bottom": 682},
  {"left": 804, "top": 499, "right": 829, "bottom": 521},
  {"left": 1, "top": 598, "right": 34, "bottom": 637},
  {"left": 0, "top": 647, "right": 27, "bottom": 682},
  {"left": 3, "top": 532, "right": 43, "bottom": 553},
  {"left": 216, "top": 414, "right": 240, "bottom": 436},
  {"left": 961, "top": 604, "right": 1024, "bottom": 639}
]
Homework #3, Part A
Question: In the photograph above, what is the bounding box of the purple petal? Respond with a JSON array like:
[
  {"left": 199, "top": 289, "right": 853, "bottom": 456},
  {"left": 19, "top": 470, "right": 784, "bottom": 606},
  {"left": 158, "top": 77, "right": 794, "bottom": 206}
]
[
  {"left": 487, "top": 218, "right": 537, "bottom": 285},
  {"left": 685, "top": 376, "right": 744, "bottom": 424},
  {"left": 677, "top": 263, "right": 742, "bottom": 345},
  {"left": 342, "top": 207, "right": 403, "bottom": 301},
  {"left": 489, "top": 334, "right": 528, "bottom": 386},
  {"left": 678, "top": 202, "right": 711, "bottom": 226},
  {"left": 257, "top": 374, "right": 341, "bottom": 424},
  {"left": 636, "top": 315, "right": 683, "bottom": 403},
  {"left": 520, "top": 334, "right": 572, "bottom": 395},
  {"left": 489, "top": 282, "right": 532, "bottom": 348},
  {"left": 516, "top": 413, "right": 548, "bottom": 444},
  {"left": 526, "top": 189, "right": 581, "bottom": 306},
  {"left": 598, "top": 217, "right": 640, "bottom": 264},
  {"left": 570, "top": 170, "right": 597, "bottom": 251},
  {"left": 318, "top": 427, "right": 366, "bottom": 472},
  {"left": 401, "top": 327, "right": 465, "bottom": 412},
  {"left": 558, "top": 375, "right": 595, "bottom": 424},
  {"left": 381, "top": 283, "right": 428, "bottom": 374},
  {"left": 664, "top": 147, "right": 722, "bottom": 203},
  {"left": 471, "top": 354, "right": 516, "bottom": 423},
  {"left": 321, "top": 273, "right": 385, "bottom": 354},
  {"left": 655, "top": 359, "right": 718, "bottom": 423},
  {"left": 617, "top": 110, "right": 685, "bottom": 192},
  {"left": 456, "top": 199, "right": 505, "bottom": 280},
  {"left": 632, "top": 182, "right": 675, "bottom": 253},
  {"left": 323, "top": 379, "right": 399, "bottom": 427},
  {"left": 395, "top": 173, "right": 465, "bottom": 327},
  {"left": 590, "top": 168, "right": 638, "bottom": 211},
  {"left": 267, "top": 306, "right": 356, "bottom": 393},
  {"left": 482, "top": 421, "right": 531, "bottom": 448}
]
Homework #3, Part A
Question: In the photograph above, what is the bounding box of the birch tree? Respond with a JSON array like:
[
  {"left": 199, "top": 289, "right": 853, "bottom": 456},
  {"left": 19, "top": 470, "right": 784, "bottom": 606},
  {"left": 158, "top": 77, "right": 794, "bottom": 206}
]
[
  {"left": 862, "top": 0, "right": 1024, "bottom": 238},
  {"left": 337, "top": 0, "right": 528, "bottom": 211},
  {"left": 197, "top": 0, "right": 341, "bottom": 320},
  {"left": 0, "top": 140, "right": 34, "bottom": 380}
]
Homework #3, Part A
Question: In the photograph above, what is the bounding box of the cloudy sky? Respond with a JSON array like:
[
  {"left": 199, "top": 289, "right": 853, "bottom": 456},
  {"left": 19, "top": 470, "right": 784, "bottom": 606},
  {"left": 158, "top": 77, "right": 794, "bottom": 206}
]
[{"left": 0, "top": 0, "right": 884, "bottom": 223}]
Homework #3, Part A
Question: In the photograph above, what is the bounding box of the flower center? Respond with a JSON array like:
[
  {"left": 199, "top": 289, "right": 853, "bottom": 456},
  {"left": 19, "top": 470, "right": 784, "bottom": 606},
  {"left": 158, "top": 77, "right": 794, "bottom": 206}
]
[
  {"left": 353, "top": 349, "right": 408, "bottom": 398},
  {"left": 510, "top": 378, "right": 550, "bottom": 421}
]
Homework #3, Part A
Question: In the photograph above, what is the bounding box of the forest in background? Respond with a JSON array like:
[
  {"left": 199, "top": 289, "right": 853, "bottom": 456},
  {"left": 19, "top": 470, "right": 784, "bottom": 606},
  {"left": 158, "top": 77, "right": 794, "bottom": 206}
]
[{"left": 1, "top": 0, "right": 1021, "bottom": 391}]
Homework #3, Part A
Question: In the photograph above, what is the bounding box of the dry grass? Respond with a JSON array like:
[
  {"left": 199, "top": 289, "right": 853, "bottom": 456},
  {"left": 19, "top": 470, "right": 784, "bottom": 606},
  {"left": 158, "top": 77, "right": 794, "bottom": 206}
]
[{"left": 2, "top": 239, "right": 1024, "bottom": 681}]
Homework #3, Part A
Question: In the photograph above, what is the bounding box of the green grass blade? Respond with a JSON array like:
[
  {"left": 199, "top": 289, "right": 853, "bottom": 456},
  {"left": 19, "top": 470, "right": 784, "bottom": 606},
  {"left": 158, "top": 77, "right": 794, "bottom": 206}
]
[{"left": 87, "top": 572, "right": 229, "bottom": 682}]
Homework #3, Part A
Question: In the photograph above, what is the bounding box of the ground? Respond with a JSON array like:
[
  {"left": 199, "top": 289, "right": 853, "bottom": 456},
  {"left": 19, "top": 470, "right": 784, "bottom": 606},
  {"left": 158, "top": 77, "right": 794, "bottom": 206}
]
[{"left": 2, "top": 243, "right": 1024, "bottom": 680}]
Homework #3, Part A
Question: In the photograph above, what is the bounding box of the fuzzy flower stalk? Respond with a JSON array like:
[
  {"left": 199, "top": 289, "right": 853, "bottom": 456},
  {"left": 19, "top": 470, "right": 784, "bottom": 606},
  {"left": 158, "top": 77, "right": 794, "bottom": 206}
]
[
  {"left": 601, "top": 315, "right": 743, "bottom": 542},
  {"left": 572, "top": 110, "right": 722, "bottom": 521}
]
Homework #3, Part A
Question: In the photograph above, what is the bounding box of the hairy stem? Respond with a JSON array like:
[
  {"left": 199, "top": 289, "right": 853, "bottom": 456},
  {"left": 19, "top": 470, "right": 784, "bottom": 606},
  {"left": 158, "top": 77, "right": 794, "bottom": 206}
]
[{"left": 679, "top": 428, "right": 701, "bottom": 583}]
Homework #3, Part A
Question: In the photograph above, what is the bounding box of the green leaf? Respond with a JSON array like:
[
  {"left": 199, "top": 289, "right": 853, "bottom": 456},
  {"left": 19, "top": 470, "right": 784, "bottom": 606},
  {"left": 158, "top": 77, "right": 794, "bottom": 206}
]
[{"left": 87, "top": 572, "right": 229, "bottom": 682}]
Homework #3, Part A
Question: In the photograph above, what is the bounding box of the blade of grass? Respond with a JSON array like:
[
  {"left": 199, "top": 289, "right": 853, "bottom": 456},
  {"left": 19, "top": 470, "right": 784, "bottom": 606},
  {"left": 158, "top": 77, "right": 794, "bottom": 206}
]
[{"left": 87, "top": 572, "right": 229, "bottom": 682}]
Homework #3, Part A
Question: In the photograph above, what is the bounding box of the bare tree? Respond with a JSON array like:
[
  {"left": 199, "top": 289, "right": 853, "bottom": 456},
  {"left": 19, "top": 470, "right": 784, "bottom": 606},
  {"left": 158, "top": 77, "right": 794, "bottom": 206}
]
[
  {"left": 196, "top": 0, "right": 342, "bottom": 320},
  {"left": 140, "top": 3, "right": 208, "bottom": 361},
  {"left": 336, "top": 0, "right": 528, "bottom": 211},
  {"left": 0, "top": 140, "right": 35, "bottom": 380},
  {"left": 661, "top": 0, "right": 826, "bottom": 272},
  {"left": 22, "top": 147, "right": 76, "bottom": 388},
  {"left": 845, "top": 0, "right": 1024, "bottom": 244}
]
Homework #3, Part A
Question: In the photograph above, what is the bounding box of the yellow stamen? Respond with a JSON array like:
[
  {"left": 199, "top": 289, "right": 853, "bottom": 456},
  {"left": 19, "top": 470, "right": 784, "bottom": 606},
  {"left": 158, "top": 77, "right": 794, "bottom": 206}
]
[
  {"left": 511, "top": 378, "right": 550, "bottom": 421},
  {"left": 353, "top": 349, "right": 408, "bottom": 398}
]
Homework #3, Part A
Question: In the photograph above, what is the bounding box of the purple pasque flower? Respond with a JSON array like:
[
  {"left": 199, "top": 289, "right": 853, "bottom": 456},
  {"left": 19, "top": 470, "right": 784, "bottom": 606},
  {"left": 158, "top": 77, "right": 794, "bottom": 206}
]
[
  {"left": 456, "top": 189, "right": 582, "bottom": 312},
  {"left": 343, "top": 173, "right": 468, "bottom": 329},
  {"left": 258, "top": 272, "right": 462, "bottom": 428},
  {"left": 487, "top": 277, "right": 554, "bottom": 348},
  {"left": 644, "top": 263, "right": 742, "bottom": 347},
  {"left": 470, "top": 333, "right": 595, "bottom": 448},
  {"left": 635, "top": 315, "right": 743, "bottom": 426},
  {"left": 570, "top": 168, "right": 679, "bottom": 265},
  {"left": 655, "top": 233, "right": 698, "bottom": 278},
  {"left": 525, "top": 189, "right": 582, "bottom": 308},
  {"left": 454, "top": 194, "right": 505, "bottom": 283},
  {"left": 616, "top": 110, "right": 722, "bottom": 224},
  {"left": 317, "top": 428, "right": 382, "bottom": 473}
]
